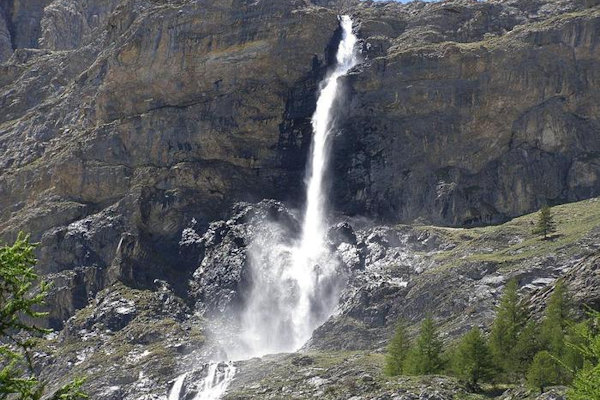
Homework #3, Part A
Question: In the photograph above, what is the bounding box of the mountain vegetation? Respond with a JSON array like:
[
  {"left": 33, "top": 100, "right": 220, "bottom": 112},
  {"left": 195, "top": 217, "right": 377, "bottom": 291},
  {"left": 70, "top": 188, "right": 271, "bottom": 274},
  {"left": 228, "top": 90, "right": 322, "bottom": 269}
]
[
  {"left": 0, "top": 234, "right": 86, "bottom": 400},
  {"left": 384, "top": 278, "right": 600, "bottom": 397}
]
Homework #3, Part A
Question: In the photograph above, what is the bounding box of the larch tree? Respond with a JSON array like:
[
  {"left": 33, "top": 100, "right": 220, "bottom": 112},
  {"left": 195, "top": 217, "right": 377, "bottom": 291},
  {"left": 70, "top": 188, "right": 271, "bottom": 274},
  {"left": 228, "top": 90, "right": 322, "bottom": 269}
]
[
  {"left": 385, "top": 319, "right": 410, "bottom": 376},
  {"left": 533, "top": 205, "right": 556, "bottom": 239}
]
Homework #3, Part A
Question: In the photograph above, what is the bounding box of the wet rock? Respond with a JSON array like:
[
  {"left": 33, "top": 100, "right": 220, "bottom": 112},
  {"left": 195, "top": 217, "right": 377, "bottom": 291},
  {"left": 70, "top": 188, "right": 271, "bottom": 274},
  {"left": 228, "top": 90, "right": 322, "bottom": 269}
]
[
  {"left": 328, "top": 222, "right": 358, "bottom": 247},
  {"left": 189, "top": 200, "right": 300, "bottom": 316}
]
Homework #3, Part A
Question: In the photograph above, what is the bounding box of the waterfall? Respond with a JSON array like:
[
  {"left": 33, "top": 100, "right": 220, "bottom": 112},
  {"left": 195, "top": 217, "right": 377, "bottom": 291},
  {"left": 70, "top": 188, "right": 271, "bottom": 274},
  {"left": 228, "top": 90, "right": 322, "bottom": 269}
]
[
  {"left": 235, "top": 14, "right": 358, "bottom": 360},
  {"left": 169, "top": 15, "right": 358, "bottom": 400},
  {"left": 288, "top": 13, "right": 359, "bottom": 347},
  {"left": 194, "top": 363, "right": 236, "bottom": 400},
  {"left": 168, "top": 373, "right": 186, "bottom": 400}
]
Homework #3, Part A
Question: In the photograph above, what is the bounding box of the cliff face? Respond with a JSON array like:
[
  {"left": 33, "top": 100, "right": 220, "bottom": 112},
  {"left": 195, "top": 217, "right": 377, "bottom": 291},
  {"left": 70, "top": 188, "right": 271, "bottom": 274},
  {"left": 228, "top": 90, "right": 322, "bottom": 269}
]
[
  {"left": 333, "top": 0, "right": 600, "bottom": 226},
  {"left": 0, "top": 0, "right": 599, "bottom": 340},
  {"left": 0, "top": 0, "right": 339, "bottom": 325}
]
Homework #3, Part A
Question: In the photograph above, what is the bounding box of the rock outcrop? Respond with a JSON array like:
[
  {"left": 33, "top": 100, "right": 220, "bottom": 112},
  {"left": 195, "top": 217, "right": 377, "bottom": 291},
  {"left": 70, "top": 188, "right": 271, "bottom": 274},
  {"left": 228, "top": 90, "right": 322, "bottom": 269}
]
[
  {"left": 33, "top": 196, "right": 600, "bottom": 399},
  {"left": 333, "top": 0, "right": 600, "bottom": 226}
]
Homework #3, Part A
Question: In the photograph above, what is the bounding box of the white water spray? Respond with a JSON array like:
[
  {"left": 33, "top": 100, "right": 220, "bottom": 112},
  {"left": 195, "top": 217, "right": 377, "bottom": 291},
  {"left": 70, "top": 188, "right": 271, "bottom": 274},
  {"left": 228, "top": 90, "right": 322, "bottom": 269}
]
[
  {"left": 194, "top": 363, "right": 236, "bottom": 400},
  {"left": 168, "top": 373, "right": 186, "bottom": 400},
  {"left": 169, "top": 15, "right": 358, "bottom": 400},
  {"left": 289, "top": 14, "right": 359, "bottom": 347}
]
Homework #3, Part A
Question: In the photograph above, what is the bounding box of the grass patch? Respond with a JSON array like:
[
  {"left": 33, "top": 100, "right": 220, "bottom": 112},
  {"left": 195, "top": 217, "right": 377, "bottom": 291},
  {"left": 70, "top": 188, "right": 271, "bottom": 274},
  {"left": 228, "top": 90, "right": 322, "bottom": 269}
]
[{"left": 410, "top": 198, "right": 600, "bottom": 273}]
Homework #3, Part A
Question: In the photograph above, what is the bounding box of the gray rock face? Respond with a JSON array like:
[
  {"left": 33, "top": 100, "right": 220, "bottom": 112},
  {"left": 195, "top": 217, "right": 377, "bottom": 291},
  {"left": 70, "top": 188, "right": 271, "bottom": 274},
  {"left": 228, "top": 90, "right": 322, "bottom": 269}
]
[
  {"left": 0, "top": 0, "right": 51, "bottom": 51},
  {"left": 1, "top": 0, "right": 339, "bottom": 326},
  {"left": 331, "top": 1, "right": 600, "bottom": 226},
  {"left": 0, "top": 6, "right": 12, "bottom": 62},
  {"left": 39, "top": 0, "right": 122, "bottom": 50},
  {"left": 1, "top": 0, "right": 600, "bottom": 326},
  {"left": 187, "top": 200, "right": 301, "bottom": 317}
]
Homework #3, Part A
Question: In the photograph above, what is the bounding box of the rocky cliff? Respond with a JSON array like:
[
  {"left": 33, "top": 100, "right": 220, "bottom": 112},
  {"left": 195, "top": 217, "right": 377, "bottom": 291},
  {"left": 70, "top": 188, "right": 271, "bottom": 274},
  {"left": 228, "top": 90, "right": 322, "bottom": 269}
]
[
  {"left": 1, "top": 0, "right": 600, "bottom": 399},
  {"left": 336, "top": 0, "right": 600, "bottom": 226},
  {"left": 1, "top": 0, "right": 340, "bottom": 326}
]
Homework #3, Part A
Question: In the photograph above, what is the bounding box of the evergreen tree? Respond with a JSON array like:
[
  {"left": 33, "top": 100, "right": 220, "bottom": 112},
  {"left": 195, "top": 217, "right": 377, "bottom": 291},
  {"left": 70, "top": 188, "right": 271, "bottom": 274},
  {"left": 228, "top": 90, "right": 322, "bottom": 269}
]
[
  {"left": 513, "top": 321, "right": 541, "bottom": 374},
  {"left": 566, "top": 310, "right": 600, "bottom": 400},
  {"left": 0, "top": 233, "right": 87, "bottom": 400},
  {"left": 488, "top": 279, "right": 528, "bottom": 377},
  {"left": 451, "top": 327, "right": 495, "bottom": 390},
  {"left": 405, "top": 315, "right": 444, "bottom": 375},
  {"left": 385, "top": 319, "right": 410, "bottom": 376},
  {"left": 533, "top": 205, "right": 556, "bottom": 239},
  {"left": 539, "top": 281, "right": 571, "bottom": 356},
  {"left": 562, "top": 321, "right": 586, "bottom": 376},
  {"left": 527, "top": 351, "right": 563, "bottom": 393}
]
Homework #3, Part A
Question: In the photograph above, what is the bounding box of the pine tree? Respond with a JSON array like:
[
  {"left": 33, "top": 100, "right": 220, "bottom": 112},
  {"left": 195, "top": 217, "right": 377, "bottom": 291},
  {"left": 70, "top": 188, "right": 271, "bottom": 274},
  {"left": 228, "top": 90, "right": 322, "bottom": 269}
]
[
  {"left": 0, "top": 233, "right": 87, "bottom": 400},
  {"left": 539, "top": 281, "right": 572, "bottom": 356},
  {"left": 451, "top": 327, "right": 495, "bottom": 390},
  {"left": 488, "top": 279, "right": 528, "bottom": 378},
  {"left": 405, "top": 315, "right": 444, "bottom": 375},
  {"left": 385, "top": 319, "right": 410, "bottom": 376},
  {"left": 563, "top": 321, "right": 586, "bottom": 376},
  {"left": 533, "top": 205, "right": 556, "bottom": 239},
  {"left": 513, "top": 321, "right": 541, "bottom": 374},
  {"left": 566, "top": 310, "right": 600, "bottom": 400},
  {"left": 527, "top": 351, "right": 563, "bottom": 393}
]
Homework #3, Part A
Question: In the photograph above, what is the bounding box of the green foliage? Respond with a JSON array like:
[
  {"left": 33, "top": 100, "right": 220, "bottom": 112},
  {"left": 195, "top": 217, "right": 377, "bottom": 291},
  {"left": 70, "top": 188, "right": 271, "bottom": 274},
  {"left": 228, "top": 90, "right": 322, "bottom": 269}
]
[
  {"left": 539, "top": 281, "right": 572, "bottom": 356},
  {"left": 0, "top": 233, "right": 49, "bottom": 336},
  {"left": 562, "top": 321, "right": 586, "bottom": 376},
  {"left": 513, "top": 321, "right": 541, "bottom": 374},
  {"left": 566, "top": 310, "right": 600, "bottom": 400},
  {"left": 488, "top": 279, "right": 529, "bottom": 377},
  {"left": 50, "top": 377, "right": 88, "bottom": 400},
  {"left": 385, "top": 320, "right": 409, "bottom": 376},
  {"left": 527, "top": 351, "right": 563, "bottom": 393},
  {"left": 533, "top": 205, "right": 556, "bottom": 239},
  {"left": 0, "top": 233, "right": 87, "bottom": 400},
  {"left": 451, "top": 327, "right": 495, "bottom": 389},
  {"left": 405, "top": 316, "right": 444, "bottom": 375},
  {"left": 522, "top": 280, "right": 578, "bottom": 388}
]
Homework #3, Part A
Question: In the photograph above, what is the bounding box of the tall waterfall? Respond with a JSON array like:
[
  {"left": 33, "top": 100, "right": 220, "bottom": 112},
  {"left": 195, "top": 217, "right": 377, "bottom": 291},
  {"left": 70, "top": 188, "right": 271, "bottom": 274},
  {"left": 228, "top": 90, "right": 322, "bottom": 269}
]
[
  {"left": 169, "top": 15, "right": 358, "bottom": 400},
  {"left": 236, "top": 14, "right": 359, "bottom": 359}
]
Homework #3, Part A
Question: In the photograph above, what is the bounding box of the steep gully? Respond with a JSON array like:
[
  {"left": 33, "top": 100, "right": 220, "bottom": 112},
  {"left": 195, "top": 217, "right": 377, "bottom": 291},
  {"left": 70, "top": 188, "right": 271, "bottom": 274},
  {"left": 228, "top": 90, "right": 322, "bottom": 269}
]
[{"left": 168, "top": 16, "right": 359, "bottom": 400}]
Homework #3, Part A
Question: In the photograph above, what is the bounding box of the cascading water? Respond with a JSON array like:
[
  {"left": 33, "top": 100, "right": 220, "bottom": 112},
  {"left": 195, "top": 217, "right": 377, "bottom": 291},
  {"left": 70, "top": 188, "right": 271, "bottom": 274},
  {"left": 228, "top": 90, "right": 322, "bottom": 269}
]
[
  {"left": 235, "top": 14, "right": 359, "bottom": 360},
  {"left": 194, "top": 363, "right": 236, "bottom": 400},
  {"left": 169, "top": 15, "right": 358, "bottom": 400},
  {"left": 168, "top": 373, "right": 186, "bottom": 400}
]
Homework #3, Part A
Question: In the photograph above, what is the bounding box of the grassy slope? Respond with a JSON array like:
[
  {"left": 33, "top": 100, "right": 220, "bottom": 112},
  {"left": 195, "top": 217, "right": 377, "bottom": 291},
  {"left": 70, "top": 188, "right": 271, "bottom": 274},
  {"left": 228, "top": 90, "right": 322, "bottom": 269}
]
[{"left": 415, "top": 198, "right": 600, "bottom": 272}]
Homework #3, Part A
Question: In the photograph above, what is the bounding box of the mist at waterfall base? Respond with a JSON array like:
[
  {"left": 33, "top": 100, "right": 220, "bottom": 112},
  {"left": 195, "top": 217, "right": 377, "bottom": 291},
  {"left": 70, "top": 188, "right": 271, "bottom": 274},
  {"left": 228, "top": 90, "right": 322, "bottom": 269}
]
[{"left": 169, "top": 15, "right": 358, "bottom": 400}]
